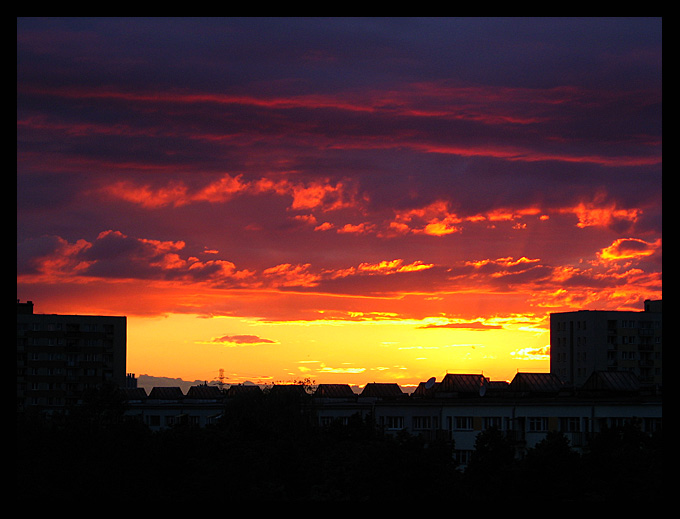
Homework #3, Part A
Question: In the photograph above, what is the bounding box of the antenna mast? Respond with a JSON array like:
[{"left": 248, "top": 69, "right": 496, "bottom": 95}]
[{"left": 215, "top": 368, "right": 226, "bottom": 390}]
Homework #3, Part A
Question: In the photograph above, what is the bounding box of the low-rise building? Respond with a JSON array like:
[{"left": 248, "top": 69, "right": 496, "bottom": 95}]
[
  {"left": 122, "top": 383, "right": 226, "bottom": 430},
  {"left": 311, "top": 372, "right": 661, "bottom": 467}
]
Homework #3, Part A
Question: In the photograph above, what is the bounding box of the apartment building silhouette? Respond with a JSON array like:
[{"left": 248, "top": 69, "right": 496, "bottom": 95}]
[
  {"left": 550, "top": 300, "right": 662, "bottom": 387},
  {"left": 16, "top": 300, "right": 127, "bottom": 412}
]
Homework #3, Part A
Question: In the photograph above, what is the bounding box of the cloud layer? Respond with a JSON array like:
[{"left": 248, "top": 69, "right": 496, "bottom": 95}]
[{"left": 17, "top": 18, "right": 662, "bottom": 383}]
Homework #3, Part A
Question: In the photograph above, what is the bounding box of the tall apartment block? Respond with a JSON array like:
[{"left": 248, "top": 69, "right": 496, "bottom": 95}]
[
  {"left": 17, "top": 300, "right": 127, "bottom": 412},
  {"left": 550, "top": 299, "right": 662, "bottom": 387}
]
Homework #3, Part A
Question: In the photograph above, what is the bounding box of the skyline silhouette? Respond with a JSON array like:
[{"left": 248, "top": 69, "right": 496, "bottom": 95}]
[{"left": 17, "top": 18, "right": 662, "bottom": 388}]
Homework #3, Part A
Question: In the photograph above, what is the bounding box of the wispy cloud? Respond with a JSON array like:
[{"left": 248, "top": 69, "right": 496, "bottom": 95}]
[
  {"left": 418, "top": 321, "right": 503, "bottom": 330},
  {"left": 511, "top": 345, "right": 551, "bottom": 360},
  {"left": 204, "top": 334, "right": 278, "bottom": 346}
]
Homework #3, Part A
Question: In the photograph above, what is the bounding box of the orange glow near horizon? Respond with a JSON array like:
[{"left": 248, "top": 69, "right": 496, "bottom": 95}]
[{"left": 124, "top": 310, "right": 552, "bottom": 387}]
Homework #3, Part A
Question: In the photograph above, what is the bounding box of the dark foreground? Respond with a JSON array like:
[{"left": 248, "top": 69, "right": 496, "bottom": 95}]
[{"left": 17, "top": 388, "right": 662, "bottom": 502}]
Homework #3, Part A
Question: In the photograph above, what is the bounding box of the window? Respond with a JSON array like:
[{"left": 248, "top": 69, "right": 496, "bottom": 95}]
[
  {"left": 455, "top": 450, "right": 474, "bottom": 465},
  {"left": 560, "top": 417, "right": 581, "bottom": 432},
  {"left": 644, "top": 418, "right": 662, "bottom": 433},
  {"left": 413, "top": 416, "right": 431, "bottom": 429},
  {"left": 383, "top": 416, "right": 404, "bottom": 430},
  {"left": 610, "top": 417, "right": 634, "bottom": 428},
  {"left": 320, "top": 416, "right": 349, "bottom": 427},
  {"left": 413, "top": 416, "right": 439, "bottom": 429},
  {"left": 483, "top": 417, "right": 503, "bottom": 430},
  {"left": 455, "top": 416, "right": 474, "bottom": 430},
  {"left": 527, "top": 417, "right": 548, "bottom": 432}
]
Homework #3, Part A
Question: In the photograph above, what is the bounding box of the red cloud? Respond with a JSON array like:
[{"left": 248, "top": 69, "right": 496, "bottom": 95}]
[
  {"left": 567, "top": 201, "right": 641, "bottom": 229},
  {"left": 97, "top": 174, "right": 362, "bottom": 213},
  {"left": 262, "top": 263, "right": 321, "bottom": 288}
]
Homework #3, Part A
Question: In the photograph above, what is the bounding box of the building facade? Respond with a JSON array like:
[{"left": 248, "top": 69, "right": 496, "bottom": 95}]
[
  {"left": 120, "top": 373, "right": 661, "bottom": 468},
  {"left": 121, "top": 384, "right": 226, "bottom": 431},
  {"left": 17, "top": 300, "right": 127, "bottom": 412},
  {"left": 313, "top": 372, "right": 661, "bottom": 465},
  {"left": 550, "top": 300, "right": 662, "bottom": 387}
]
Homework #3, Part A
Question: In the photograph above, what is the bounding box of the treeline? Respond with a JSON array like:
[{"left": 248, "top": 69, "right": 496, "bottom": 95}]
[{"left": 17, "top": 385, "right": 662, "bottom": 501}]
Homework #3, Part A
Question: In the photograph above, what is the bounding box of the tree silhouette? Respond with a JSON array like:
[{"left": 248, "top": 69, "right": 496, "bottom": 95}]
[
  {"left": 18, "top": 395, "right": 661, "bottom": 502},
  {"left": 581, "top": 420, "right": 662, "bottom": 501},
  {"left": 463, "top": 427, "right": 518, "bottom": 500},
  {"left": 519, "top": 430, "right": 583, "bottom": 499}
]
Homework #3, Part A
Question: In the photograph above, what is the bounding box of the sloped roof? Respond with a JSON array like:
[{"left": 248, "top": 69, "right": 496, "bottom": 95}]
[
  {"left": 314, "top": 384, "right": 356, "bottom": 398},
  {"left": 437, "top": 374, "right": 488, "bottom": 394},
  {"left": 185, "top": 384, "right": 223, "bottom": 400},
  {"left": 359, "top": 383, "right": 404, "bottom": 398},
  {"left": 118, "top": 387, "right": 148, "bottom": 401},
  {"left": 411, "top": 381, "right": 440, "bottom": 398},
  {"left": 226, "top": 384, "right": 262, "bottom": 397},
  {"left": 509, "top": 372, "right": 564, "bottom": 393},
  {"left": 148, "top": 386, "right": 184, "bottom": 400},
  {"left": 581, "top": 371, "right": 641, "bottom": 392}
]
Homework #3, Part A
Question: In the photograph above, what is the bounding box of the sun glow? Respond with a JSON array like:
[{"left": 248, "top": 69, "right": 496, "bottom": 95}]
[{"left": 124, "top": 308, "right": 550, "bottom": 387}]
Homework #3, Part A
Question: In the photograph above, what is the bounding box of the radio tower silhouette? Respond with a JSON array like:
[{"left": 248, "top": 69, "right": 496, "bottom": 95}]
[{"left": 215, "top": 368, "right": 226, "bottom": 390}]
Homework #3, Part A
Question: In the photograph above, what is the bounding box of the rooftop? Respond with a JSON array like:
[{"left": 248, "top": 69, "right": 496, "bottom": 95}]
[
  {"left": 359, "top": 382, "right": 405, "bottom": 399},
  {"left": 580, "top": 371, "right": 641, "bottom": 393},
  {"left": 314, "top": 384, "right": 357, "bottom": 399},
  {"left": 119, "top": 369, "right": 660, "bottom": 406},
  {"left": 438, "top": 373, "right": 489, "bottom": 395},
  {"left": 508, "top": 372, "right": 565, "bottom": 394}
]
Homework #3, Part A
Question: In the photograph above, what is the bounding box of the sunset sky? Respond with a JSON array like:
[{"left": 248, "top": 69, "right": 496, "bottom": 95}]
[{"left": 17, "top": 18, "right": 662, "bottom": 388}]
